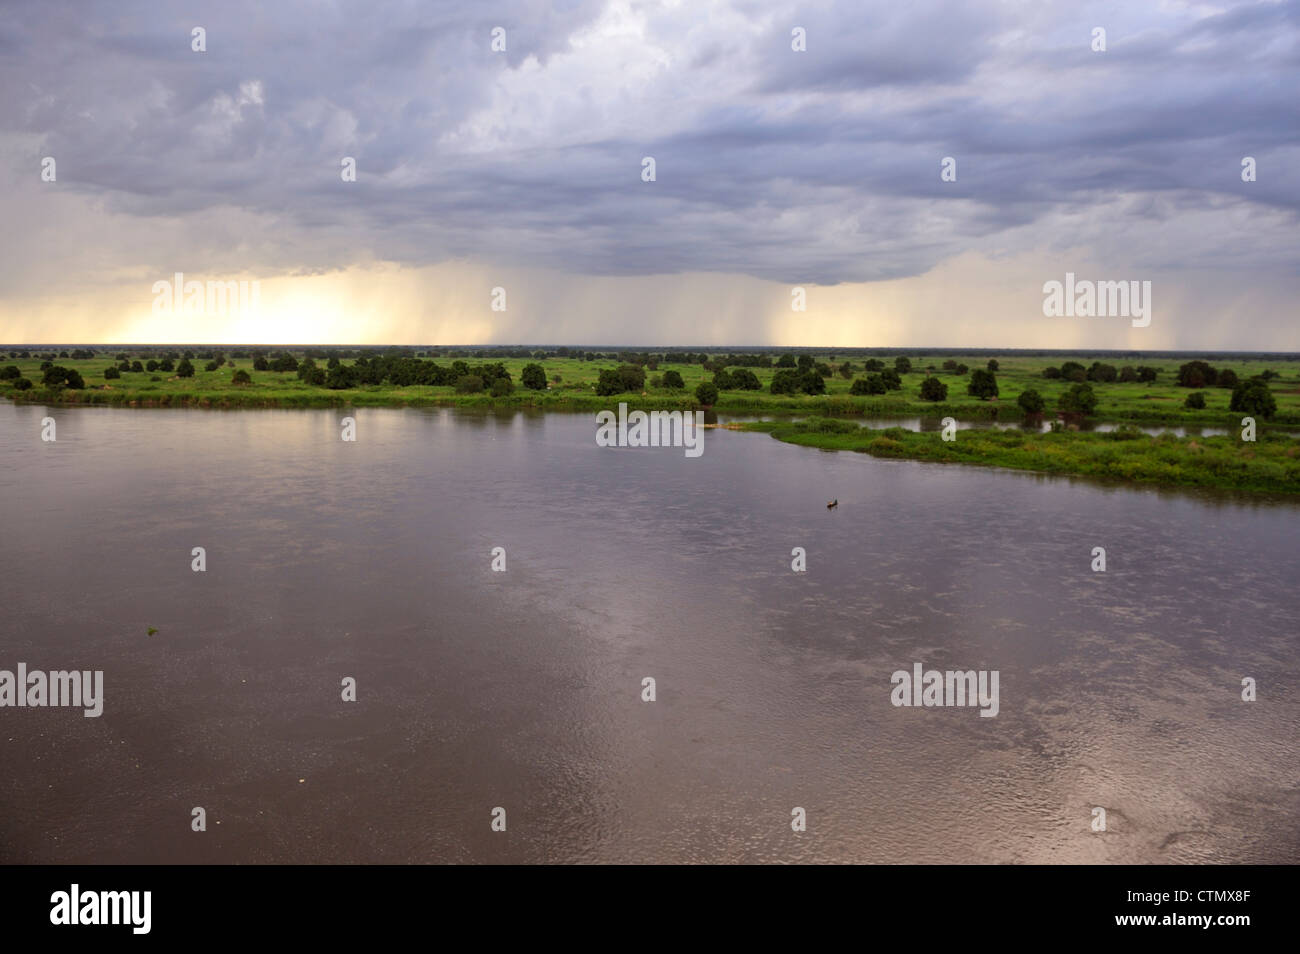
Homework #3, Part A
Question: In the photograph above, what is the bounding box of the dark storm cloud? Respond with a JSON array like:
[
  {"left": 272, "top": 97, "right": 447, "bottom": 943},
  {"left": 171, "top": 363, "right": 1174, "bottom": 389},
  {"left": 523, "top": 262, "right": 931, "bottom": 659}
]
[{"left": 1, "top": 0, "right": 1297, "bottom": 289}]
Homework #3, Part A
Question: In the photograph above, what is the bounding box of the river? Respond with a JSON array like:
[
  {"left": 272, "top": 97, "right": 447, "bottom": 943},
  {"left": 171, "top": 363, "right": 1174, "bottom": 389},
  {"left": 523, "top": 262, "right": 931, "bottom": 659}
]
[{"left": 1, "top": 404, "right": 1296, "bottom": 863}]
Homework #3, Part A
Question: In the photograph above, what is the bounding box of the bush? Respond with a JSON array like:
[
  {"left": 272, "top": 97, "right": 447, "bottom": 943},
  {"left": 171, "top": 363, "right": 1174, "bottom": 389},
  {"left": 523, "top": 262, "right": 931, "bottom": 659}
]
[
  {"left": 13, "top": 377, "right": 32, "bottom": 390},
  {"left": 521, "top": 363, "right": 547, "bottom": 390},
  {"left": 146, "top": 359, "right": 159, "bottom": 372},
  {"left": 490, "top": 377, "right": 513, "bottom": 397},
  {"left": 455, "top": 375, "right": 485, "bottom": 394},
  {"left": 0, "top": 365, "right": 19, "bottom": 380},
  {"left": 326, "top": 365, "right": 357, "bottom": 389},
  {"left": 1118, "top": 366, "right": 1138, "bottom": 383},
  {"left": 695, "top": 381, "right": 719, "bottom": 406},
  {"left": 1059, "top": 383, "right": 1098, "bottom": 415},
  {"left": 1184, "top": 392, "right": 1206, "bottom": 409},
  {"left": 880, "top": 368, "right": 902, "bottom": 390},
  {"left": 1042, "top": 366, "right": 1062, "bottom": 379},
  {"left": 850, "top": 375, "right": 887, "bottom": 395},
  {"left": 131, "top": 361, "right": 143, "bottom": 373},
  {"left": 1087, "top": 362, "right": 1117, "bottom": 383},
  {"left": 204, "top": 361, "right": 219, "bottom": 372},
  {"left": 176, "top": 358, "right": 195, "bottom": 378},
  {"left": 103, "top": 366, "right": 121, "bottom": 380},
  {"left": 967, "top": 368, "right": 998, "bottom": 400},
  {"left": 1177, "top": 360, "right": 1216, "bottom": 388},
  {"left": 1217, "top": 369, "right": 1239, "bottom": 389},
  {"left": 159, "top": 358, "right": 175, "bottom": 372},
  {"left": 253, "top": 356, "right": 269, "bottom": 371},
  {"left": 231, "top": 369, "right": 252, "bottom": 386},
  {"left": 1229, "top": 380, "right": 1276, "bottom": 419},
  {"left": 1017, "top": 389, "right": 1045, "bottom": 414},
  {"left": 894, "top": 356, "right": 912, "bottom": 374},
  {"left": 987, "top": 359, "right": 999, "bottom": 372},
  {"left": 661, "top": 369, "right": 684, "bottom": 389},
  {"left": 919, "top": 377, "right": 947, "bottom": 401},
  {"left": 595, "top": 369, "right": 626, "bottom": 396}
]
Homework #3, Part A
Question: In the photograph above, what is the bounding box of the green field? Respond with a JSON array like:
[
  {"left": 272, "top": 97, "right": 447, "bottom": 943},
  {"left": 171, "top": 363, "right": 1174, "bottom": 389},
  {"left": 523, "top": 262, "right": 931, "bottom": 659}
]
[
  {"left": 739, "top": 418, "right": 1300, "bottom": 496},
  {"left": 5, "top": 347, "right": 1297, "bottom": 494},
  {"left": 4, "top": 349, "right": 1299, "bottom": 427}
]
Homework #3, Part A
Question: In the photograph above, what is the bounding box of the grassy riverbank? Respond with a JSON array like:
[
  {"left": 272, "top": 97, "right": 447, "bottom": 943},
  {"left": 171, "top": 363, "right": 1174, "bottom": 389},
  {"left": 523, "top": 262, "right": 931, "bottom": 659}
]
[
  {"left": 4, "top": 350, "right": 1299, "bottom": 427},
  {"left": 738, "top": 418, "right": 1300, "bottom": 495}
]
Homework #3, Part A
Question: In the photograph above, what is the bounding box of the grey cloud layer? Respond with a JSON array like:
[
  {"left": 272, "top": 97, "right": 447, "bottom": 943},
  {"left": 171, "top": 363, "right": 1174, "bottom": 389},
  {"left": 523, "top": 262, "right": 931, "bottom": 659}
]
[{"left": 1, "top": 0, "right": 1297, "bottom": 290}]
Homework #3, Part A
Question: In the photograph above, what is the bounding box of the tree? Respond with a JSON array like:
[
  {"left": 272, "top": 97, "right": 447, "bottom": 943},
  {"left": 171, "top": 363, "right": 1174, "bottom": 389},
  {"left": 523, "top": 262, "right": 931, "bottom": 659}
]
[
  {"left": 1118, "top": 366, "right": 1138, "bottom": 383},
  {"left": 796, "top": 354, "right": 814, "bottom": 373},
  {"left": 159, "top": 358, "right": 175, "bottom": 372},
  {"left": 65, "top": 369, "right": 85, "bottom": 389},
  {"left": 1087, "top": 362, "right": 1117, "bottom": 383},
  {"left": 595, "top": 369, "right": 626, "bottom": 396},
  {"left": 1177, "top": 360, "right": 1217, "bottom": 388},
  {"left": 131, "top": 361, "right": 144, "bottom": 373},
  {"left": 204, "top": 361, "right": 219, "bottom": 372},
  {"left": 253, "top": 355, "right": 269, "bottom": 371},
  {"left": 13, "top": 377, "right": 32, "bottom": 390},
  {"left": 146, "top": 359, "right": 159, "bottom": 372},
  {"left": 713, "top": 369, "right": 735, "bottom": 390},
  {"left": 987, "top": 359, "right": 999, "bottom": 372},
  {"left": 798, "top": 371, "right": 826, "bottom": 395},
  {"left": 1060, "top": 361, "right": 1087, "bottom": 382},
  {"left": 662, "top": 369, "right": 684, "bottom": 389},
  {"left": 729, "top": 368, "right": 761, "bottom": 390},
  {"left": 894, "top": 356, "right": 912, "bottom": 374},
  {"left": 954, "top": 363, "right": 969, "bottom": 375},
  {"left": 455, "top": 374, "right": 485, "bottom": 394},
  {"left": 176, "top": 358, "right": 195, "bottom": 378},
  {"left": 776, "top": 354, "right": 796, "bottom": 368},
  {"left": 42, "top": 365, "right": 69, "bottom": 387},
  {"left": 490, "top": 377, "right": 513, "bottom": 397},
  {"left": 919, "top": 377, "right": 947, "bottom": 401},
  {"left": 879, "top": 368, "right": 902, "bottom": 390},
  {"left": 695, "top": 381, "right": 719, "bottom": 405},
  {"left": 1184, "top": 392, "right": 1206, "bottom": 409},
  {"left": 967, "top": 368, "right": 999, "bottom": 400},
  {"left": 326, "top": 365, "right": 357, "bottom": 389},
  {"left": 1059, "top": 383, "right": 1098, "bottom": 415},
  {"left": 1017, "top": 389, "right": 1045, "bottom": 414},
  {"left": 942, "top": 359, "right": 958, "bottom": 371},
  {"left": 864, "top": 358, "right": 885, "bottom": 372},
  {"left": 617, "top": 364, "right": 647, "bottom": 392},
  {"left": 521, "top": 363, "right": 547, "bottom": 390},
  {"left": 231, "top": 369, "right": 252, "bottom": 386},
  {"left": 1136, "top": 366, "right": 1159, "bottom": 383},
  {"left": 838, "top": 361, "right": 853, "bottom": 379},
  {"left": 850, "top": 375, "right": 887, "bottom": 395},
  {"left": 1217, "top": 369, "right": 1239, "bottom": 389},
  {"left": 1042, "top": 366, "right": 1062, "bottom": 379},
  {"left": 0, "top": 365, "right": 19, "bottom": 379},
  {"left": 102, "top": 366, "right": 121, "bottom": 380},
  {"left": 1230, "top": 379, "right": 1276, "bottom": 419}
]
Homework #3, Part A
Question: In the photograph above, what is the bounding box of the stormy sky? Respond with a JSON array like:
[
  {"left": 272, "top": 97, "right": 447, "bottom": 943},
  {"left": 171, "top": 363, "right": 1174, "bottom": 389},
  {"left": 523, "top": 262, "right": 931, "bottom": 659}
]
[{"left": 0, "top": 0, "right": 1297, "bottom": 348}]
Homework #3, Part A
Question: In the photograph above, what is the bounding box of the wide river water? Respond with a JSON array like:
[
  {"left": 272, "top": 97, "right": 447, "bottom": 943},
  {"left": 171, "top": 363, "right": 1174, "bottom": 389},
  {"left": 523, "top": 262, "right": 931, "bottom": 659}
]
[{"left": 1, "top": 403, "right": 1296, "bottom": 863}]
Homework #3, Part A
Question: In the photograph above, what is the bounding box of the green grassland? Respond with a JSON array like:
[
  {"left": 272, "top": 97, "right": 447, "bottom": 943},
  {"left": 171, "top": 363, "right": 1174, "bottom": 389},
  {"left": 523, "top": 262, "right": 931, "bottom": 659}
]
[
  {"left": 4, "top": 350, "right": 1299, "bottom": 427},
  {"left": 739, "top": 418, "right": 1300, "bottom": 496},
  {"left": 4, "top": 347, "right": 1297, "bottom": 494}
]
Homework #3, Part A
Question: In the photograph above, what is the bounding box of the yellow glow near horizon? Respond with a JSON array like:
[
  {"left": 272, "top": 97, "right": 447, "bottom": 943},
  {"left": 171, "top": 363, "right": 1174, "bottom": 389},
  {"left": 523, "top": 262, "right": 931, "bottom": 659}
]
[{"left": 0, "top": 254, "right": 1291, "bottom": 350}]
